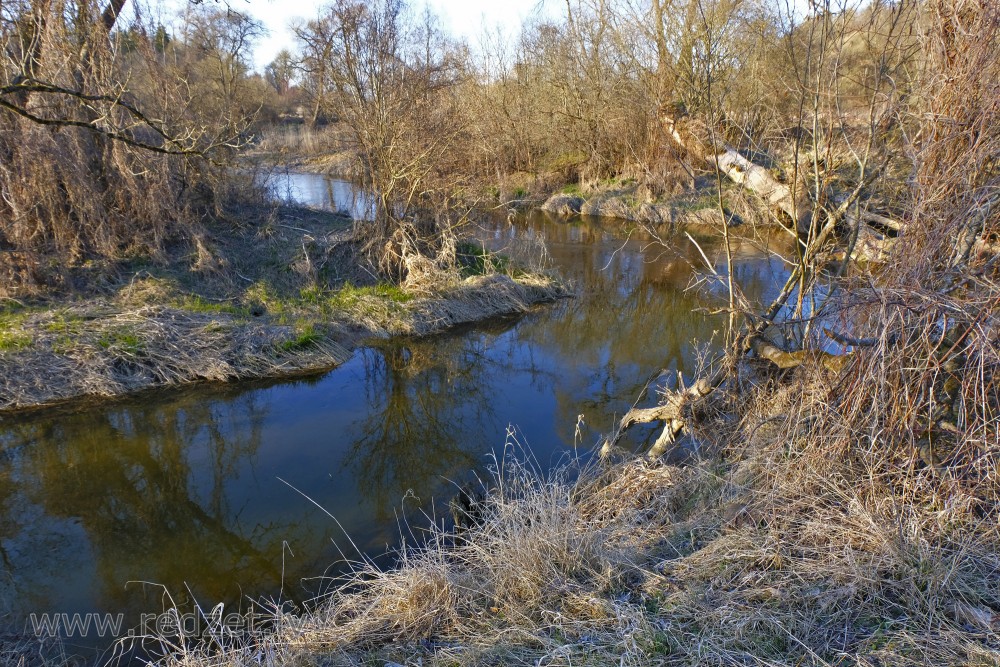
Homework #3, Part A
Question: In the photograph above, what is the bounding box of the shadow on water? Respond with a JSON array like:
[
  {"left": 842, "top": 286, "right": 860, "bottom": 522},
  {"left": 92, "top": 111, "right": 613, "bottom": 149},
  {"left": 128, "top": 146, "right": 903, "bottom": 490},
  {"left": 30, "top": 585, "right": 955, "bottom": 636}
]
[{"left": 0, "top": 175, "right": 793, "bottom": 659}]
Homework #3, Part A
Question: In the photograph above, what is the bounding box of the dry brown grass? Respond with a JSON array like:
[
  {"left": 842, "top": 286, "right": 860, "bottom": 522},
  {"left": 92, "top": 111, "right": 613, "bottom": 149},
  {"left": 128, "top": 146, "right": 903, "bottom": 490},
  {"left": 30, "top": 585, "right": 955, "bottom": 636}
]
[
  {"left": 0, "top": 268, "right": 564, "bottom": 412},
  {"left": 274, "top": 379, "right": 988, "bottom": 667},
  {"left": 0, "top": 303, "right": 350, "bottom": 411},
  {"left": 129, "top": 7, "right": 1000, "bottom": 656},
  {"left": 128, "top": 404, "right": 998, "bottom": 666},
  {"left": 0, "top": 191, "right": 566, "bottom": 412}
]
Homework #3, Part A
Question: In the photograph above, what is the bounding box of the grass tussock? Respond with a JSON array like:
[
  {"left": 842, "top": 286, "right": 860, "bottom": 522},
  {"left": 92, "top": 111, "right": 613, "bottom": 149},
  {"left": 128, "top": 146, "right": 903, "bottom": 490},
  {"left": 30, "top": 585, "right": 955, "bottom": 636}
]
[{"left": 0, "top": 303, "right": 351, "bottom": 412}]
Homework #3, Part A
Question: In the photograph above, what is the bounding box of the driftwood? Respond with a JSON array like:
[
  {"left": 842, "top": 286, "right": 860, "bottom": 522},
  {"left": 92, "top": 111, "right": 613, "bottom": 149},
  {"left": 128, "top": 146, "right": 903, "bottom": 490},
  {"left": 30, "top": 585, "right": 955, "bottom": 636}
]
[
  {"left": 750, "top": 337, "right": 808, "bottom": 369},
  {"left": 862, "top": 211, "right": 903, "bottom": 233},
  {"left": 751, "top": 337, "right": 849, "bottom": 373},
  {"left": 601, "top": 366, "right": 725, "bottom": 459},
  {"left": 660, "top": 112, "right": 921, "bottom": 264},
  {"left": 602, "top": 336, "right": 853, "bottom": 459}
]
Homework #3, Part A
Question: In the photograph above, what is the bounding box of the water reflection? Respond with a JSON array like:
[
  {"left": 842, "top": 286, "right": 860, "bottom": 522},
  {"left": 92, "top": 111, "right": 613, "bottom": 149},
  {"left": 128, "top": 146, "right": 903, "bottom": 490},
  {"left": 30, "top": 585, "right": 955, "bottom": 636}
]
[
  {"left": 479, "top": 210, "right": 791, "bottom": 442},
  {"left": 265, "top": 171, "right": 375, "bottom": 220},
  {"left": 345, "top": 321, "right": 519, "bottom": 521},
  {"left": 0, "top": 178, "right": 792, "bottom": 659}
]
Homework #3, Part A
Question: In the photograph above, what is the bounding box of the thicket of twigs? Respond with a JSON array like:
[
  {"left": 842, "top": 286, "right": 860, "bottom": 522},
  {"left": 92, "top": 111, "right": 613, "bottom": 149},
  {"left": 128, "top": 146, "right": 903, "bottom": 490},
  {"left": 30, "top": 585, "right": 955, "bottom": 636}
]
[
  {"left": 816, "top": 0, "right": 999, "bottom": 498},
  {"left": 0, "top": 1, "right": 258, "bottom": 296}
]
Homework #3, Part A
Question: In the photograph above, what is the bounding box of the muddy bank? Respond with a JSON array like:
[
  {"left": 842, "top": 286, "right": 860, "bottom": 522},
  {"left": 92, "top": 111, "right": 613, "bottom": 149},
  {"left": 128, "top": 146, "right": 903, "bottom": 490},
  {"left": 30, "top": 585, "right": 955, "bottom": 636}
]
[{"left": 537, "top": 178, "right": 753, "bottom": 231}]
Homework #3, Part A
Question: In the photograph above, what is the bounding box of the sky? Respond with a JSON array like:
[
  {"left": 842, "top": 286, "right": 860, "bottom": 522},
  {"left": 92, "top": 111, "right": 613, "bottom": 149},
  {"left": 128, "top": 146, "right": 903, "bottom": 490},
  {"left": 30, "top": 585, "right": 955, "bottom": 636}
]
[{"left": 139, "top": 0, "right": 555, "bottom": 71}]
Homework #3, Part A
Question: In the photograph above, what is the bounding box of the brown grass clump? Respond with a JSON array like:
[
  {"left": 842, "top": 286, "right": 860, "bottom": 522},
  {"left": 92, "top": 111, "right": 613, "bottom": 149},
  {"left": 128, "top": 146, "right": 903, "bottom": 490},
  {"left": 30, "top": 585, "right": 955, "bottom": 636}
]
[
  {"left": 270, "top": 457, "right": 692, "bottom": 665},
  {"left": 0, "top": 304, "right": 351, "bottom": 411},
  {"left": 136, "top": 418, "right": 998, "bottom": 666}
]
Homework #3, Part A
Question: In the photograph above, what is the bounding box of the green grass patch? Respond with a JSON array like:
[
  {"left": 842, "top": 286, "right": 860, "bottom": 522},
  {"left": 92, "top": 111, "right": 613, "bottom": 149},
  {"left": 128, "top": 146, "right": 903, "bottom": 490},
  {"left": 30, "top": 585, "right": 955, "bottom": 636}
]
[
  {"left": 326, "top": 282, "right": 413, "bottom": 310},
  {"left": 280, "top": 324, "right": 323, "bottom": 352},
  {"left": 97, "top": 327, "right": 144, "bottom": 355},
  {"left": 0, "top": 302, "right": 35, "bottom": 330},
  {"left": 44, "top": 312, "right": 86, "bottom": 354},
  {"left": 43, "top": 312, "right": 85, "bottom": 335},
  {"left": 457, "top": 241, "right": 512, "bottom": 277},
  {"left": 242, "top": 280, "right": 413, "bottom": 327},
  {"left": 561, "top": 183, "right": 582, "bottom": 195},
  {"left": 245, "top": 282, "right": 295, "bottom": 323},
  {"left": 598, "top": 176, "right": 636, "bottom": 188},
  {"left": 674, "top": 187, "right": 721, "bottom": 211},
  {"left": 178, "top": 295, "right": 249, "bottom": 317},
  {"left": 0, "top": 329, "right": 32, "bottom": 352},
  {"left": 0, "top": 302, "right": 34, "bottom": 352},
  {"left": 299, "top": 284, "right": 325, "bottom": 305}
]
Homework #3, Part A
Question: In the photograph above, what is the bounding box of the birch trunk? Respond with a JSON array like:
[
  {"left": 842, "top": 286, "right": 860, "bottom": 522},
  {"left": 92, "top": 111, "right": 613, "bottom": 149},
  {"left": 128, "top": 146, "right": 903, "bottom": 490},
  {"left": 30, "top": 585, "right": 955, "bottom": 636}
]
[{"left": 662, "top": 114, "right": 812, "bottom": 233}]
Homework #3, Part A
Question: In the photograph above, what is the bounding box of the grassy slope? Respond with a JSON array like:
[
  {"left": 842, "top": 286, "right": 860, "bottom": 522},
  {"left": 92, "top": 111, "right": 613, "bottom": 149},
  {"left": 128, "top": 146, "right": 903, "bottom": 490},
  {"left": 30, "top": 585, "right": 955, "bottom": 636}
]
[{"left": 129, "top": 415, "right": 1000, "bottom": 666}]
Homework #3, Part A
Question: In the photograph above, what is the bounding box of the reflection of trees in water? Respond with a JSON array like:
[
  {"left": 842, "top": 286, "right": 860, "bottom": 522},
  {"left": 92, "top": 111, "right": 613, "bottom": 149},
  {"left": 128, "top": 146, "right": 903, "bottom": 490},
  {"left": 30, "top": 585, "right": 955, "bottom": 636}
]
[
  {"left": 0, "top": 459, "right": 20, "bottom": 612},
  {"left": 482, "top": 213, "right": 792, "bottom": 446},
  {"left": 0, "top": 390, "right": 291, "bottom": 617},
  {"left": 344, "top": 322, "right": 520, "bottom": 521},
  {"left": 0, "top": 212, "right": 795, "bottom": 630}
]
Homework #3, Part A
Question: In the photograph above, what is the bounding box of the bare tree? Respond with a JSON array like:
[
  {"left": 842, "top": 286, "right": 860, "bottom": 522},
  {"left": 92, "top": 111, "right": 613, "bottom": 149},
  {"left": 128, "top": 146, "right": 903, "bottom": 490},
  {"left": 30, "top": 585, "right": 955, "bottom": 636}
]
[
  {"left": 177, "top": 5, "right": 266, "bottom": 119},
  {"left": 265, "top": 48, "right": 295, "bottom": 96},
  {"left": 297, "top": 0, "right": 470, "bottom": 281},
  {"left": 0, "top": 0, "right": 251, "bottom": 293}
]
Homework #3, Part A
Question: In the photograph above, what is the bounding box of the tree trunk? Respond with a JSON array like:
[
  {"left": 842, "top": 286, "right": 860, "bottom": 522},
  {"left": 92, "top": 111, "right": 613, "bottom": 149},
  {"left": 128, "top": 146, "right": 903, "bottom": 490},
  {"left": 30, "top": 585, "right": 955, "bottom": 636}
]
[
  {"left": 600, "top": 367, "right": 725, "bottom": 459},
  {"left": 662, "top": 113, "right": 813, "bottom": 233},
  {"left": 101, "top": 0, "right": 128, "bottom": 33}
]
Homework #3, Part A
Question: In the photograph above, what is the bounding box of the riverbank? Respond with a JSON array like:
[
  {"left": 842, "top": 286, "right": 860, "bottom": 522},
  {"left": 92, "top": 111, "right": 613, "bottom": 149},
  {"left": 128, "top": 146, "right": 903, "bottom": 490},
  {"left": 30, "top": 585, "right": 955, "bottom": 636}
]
[
  {"left": 86, "top": 182, "right": 992, "bottom": 666},
  {"left": 0, "top": 203, "right": 566, "bottom": 413},
  {"left": 246, "top": 132, "right": 747, "bottom": 232},
  {"left": 141, "top": 332, "right": 998, "bottom": 667},
  {"left": 137, "top": 393, "right": 1000, "bottom": 667},
  {"left": 3, "top": 185, "right": 994, "bottom": 667}
]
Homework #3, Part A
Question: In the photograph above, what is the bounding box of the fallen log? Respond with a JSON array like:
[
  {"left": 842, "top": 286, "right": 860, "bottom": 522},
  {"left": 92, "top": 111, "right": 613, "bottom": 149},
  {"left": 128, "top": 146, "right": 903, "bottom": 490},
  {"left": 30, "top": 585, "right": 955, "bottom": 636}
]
[
  {"left": 750, "top": 337, "right": 808, "bottom": 369},
  {"left": 602, "top": 337, "right": 851, "bottom": 459},
  {"left": 661, "top": 113, "right": 812, "bottom": 234},
  {"left": 659, "top": 110, "right": 1000, "bottom": 270},
  {"left": 861, "top": 211, "right": 904, "bottom": 234},
  {"left": 751, "top": 336, "right": 850, "bottom": 373}
]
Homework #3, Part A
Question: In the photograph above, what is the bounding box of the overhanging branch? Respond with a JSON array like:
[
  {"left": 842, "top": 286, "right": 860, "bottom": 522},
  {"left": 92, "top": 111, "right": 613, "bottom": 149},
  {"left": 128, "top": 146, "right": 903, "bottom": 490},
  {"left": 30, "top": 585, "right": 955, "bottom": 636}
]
[{"left": 0, "top": 79, "right": 245, "bottom": 156}]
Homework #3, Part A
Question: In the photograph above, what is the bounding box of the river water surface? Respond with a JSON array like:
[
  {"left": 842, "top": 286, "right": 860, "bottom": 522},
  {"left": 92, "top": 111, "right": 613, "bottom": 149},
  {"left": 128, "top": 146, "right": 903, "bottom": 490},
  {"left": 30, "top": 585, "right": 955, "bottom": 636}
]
[{"left": 0, "top": 174, "right": 792, "bottom": 658}]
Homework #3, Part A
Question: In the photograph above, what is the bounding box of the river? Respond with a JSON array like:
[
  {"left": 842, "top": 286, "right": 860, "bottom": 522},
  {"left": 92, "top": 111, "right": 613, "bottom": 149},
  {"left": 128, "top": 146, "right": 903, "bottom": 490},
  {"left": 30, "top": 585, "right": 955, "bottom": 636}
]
[{"left": 0, "top": 173, "right": 792, "bottom": 660}]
